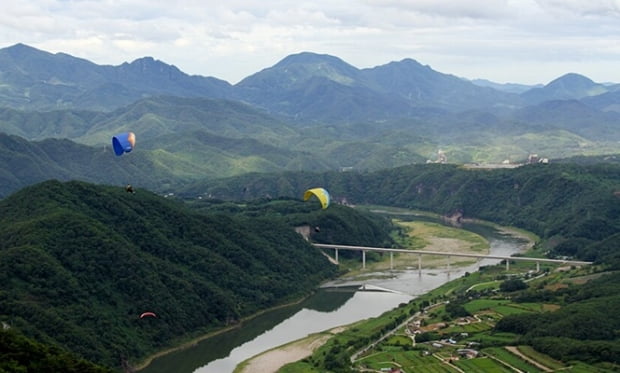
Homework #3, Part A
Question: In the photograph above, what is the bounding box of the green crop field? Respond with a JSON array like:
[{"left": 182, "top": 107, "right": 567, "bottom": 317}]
[
  {"left": 444, "top": 322, "right": 493, "bottom": 334},
  {"left": 356, "top": 350, "right": 454, "bottom": 372},
  {"left": 516, "top": 345, "right": 565, "bottom": 370},
  {"left": 384, "top": 334, "right": 412, "bottom": 346},
  {"left": 463, "top": 299, "right": 509, "bottom": 313},
  {"left": 463, "top": 299, "right": 537, "bottom": 316},
  {"left": 493, "top": 304, "right": 536, "bottom": 316},
  {"left": 506, "top": 302, "right": 543, "bottom": 312},
  {"left": 484, "top": 347, "right": 544, "bottom": 372},
  {"left": 453, "top": 356, "right": 513, "bottom": 372},
  {"left": 473, "top": 332, "right": 519, "bottom": 345}
]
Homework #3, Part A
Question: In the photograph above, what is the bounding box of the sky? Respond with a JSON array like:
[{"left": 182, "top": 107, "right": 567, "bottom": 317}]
[{"left": 1, "top": 0, "right": 619, "bottom": 85}]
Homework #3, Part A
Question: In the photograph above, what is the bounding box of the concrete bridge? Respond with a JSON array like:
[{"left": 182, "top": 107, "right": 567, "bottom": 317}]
[{"left": 312, "top": 243, "right": 593, "bottom": 273}]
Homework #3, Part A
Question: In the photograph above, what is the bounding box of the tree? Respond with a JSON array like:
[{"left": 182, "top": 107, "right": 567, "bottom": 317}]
[{"left": 500, "top": 278, "right": 527, "bottom": 292}]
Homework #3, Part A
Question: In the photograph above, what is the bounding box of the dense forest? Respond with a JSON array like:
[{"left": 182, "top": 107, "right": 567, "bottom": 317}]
[
  {"left": 184, "top": 162, "right": 620, "bottom": 267},
  {"left": 0, "top": 180, "right": 394, "bottom": 369},
  {"left": 0, "top": 328, "right": 114, "bottom": 373}
]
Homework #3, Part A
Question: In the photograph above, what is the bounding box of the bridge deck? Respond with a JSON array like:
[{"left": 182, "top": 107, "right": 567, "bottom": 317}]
[{"left": 312, "top": 243, "right": 592, "bottom": 266}]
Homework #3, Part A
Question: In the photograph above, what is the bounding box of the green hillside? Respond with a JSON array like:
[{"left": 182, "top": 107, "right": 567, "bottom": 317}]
[
  {"left": 0, "top": 180, "right": 399, "bottom": 369},
  {"left": 0, "top": 328, "right": 114, "bottom": 373},
  {"left": 0, "top": 133, "right": 181, "bottom": 197},
  {"left": 183, "top": 162, "right": 620, "bottom": 266},
  {"left": 0, "top": 128, "right": 333, "bottom": 198},
  {"left": 2, "top": 93, "right": 620, "bottom": 201},
  {"left": 76, "top": 96, "right": 299, "bottom": 147}
]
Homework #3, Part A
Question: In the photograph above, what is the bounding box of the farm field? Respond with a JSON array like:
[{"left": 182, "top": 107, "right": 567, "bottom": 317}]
[
  {"left": 463, "top": 299, "right": 540, "bottom": 316},
  {"left": 484, "top": 347, "right": 546, "bottom": 372},
  {"left": 515, "top": 345, "right": 565, "bottom": 370},
  {"left": 453, "top": 356, "right": 513, "bottom": 372},
  {"left": 355, "top": 349, "right": 456, "bottom": 372}
]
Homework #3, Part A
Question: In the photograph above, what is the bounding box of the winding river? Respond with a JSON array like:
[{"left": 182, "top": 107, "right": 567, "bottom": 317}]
[{"left": 140, "top": 219, "right": 532, "bottom": 373}]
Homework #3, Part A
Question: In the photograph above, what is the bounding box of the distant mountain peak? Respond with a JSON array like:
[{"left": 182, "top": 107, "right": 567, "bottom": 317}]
[
  {"left": 522, "top": 72, "right": 608, "bottom": 104},
  {"left": 130, "top": 56, "right": 162, "bottom": 65},
  {"left": 7, "top": 42, "right": 33, "bottom": 50},
  {"left": 395, "top": 57, "right": 426, "bottom": 67},
  {"left": 274, "top": 51, "right": 351, "bottom": 67},
  {"left": 238, "top": 51, "right": 361, "bottom": 89},
  {"left": 125, "top": 56, "right": 181, "bottom": 71},
  {"left": 2, "top": 43, "right": 50, "bottom": 58},
  {"left": 546, "top": 73, "right": 596, "bottom": 89}
]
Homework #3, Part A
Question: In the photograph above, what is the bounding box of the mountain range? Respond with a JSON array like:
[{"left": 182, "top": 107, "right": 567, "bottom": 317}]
[
  {"left": 2, "top": 43, "right": 619, "bottom": 117},
  {"left": 1, "top": 43, "right": 619, "bottom": 197}
]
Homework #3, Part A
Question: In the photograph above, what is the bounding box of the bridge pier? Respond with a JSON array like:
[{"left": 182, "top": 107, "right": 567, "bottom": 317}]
[
  {"left": 536, "top": 261, "right": 540, "bottom": 272},
  {"left": 418, "top": 254, "right": 422, "bottom": 275},
  {"left": 447, "top": 256, "right": 450, "bottom": 273},
  {"left": 506, "top": 260, "right": 510, "bottom": 271},
  {"left": 390, "top": 252, "right": 393, "bottom": 270},
  {"left": 362, "top": 250, "right": 366, "bottom": 269},
  {"left": 335, "top": 248, "right": 339, "bottom": 263}
]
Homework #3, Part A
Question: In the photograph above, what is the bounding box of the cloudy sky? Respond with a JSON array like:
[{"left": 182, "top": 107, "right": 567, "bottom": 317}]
[{"left": 2, "top": 0, "right": 619, "bottom": 85}]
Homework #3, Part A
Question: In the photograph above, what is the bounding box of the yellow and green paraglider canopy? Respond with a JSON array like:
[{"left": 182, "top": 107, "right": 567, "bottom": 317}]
[{"left": 303, "top": 187, "right": 330, "bottom": 209}]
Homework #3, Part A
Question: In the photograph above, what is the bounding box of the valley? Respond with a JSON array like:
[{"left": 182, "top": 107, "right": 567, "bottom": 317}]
[
  {"left": 1, "top": 43, "right": 619, "bottom": 373},
  {"left": 140, "top": 212, "right": 532, "bottom": 373}
]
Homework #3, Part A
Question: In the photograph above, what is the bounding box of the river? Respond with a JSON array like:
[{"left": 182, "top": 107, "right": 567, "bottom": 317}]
[{"left": 140, "top": 220, "right": 531, "bottom": 373}]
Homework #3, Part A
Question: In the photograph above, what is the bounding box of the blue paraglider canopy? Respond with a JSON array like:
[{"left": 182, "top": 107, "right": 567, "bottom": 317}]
[{"left": 112, "top": 132, "right": 136, "bottom": 156}]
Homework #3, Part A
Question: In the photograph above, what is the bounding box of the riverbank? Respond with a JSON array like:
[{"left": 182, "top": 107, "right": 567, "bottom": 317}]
[
  {"left": 234, "top": 327, "right": 347, "bottom": 373},
  {"left": 133, "top": 296, "right": 311, "bottom": 371}
]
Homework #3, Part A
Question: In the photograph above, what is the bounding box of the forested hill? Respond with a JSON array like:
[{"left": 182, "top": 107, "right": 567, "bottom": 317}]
[
  {"left": 182, "top": 162, "right": 620, "bottom": 266},
  {"left": 0, "top": 180, "right": 395, "bottom": 369},
  {"left": 0, "top": 328, "right": 114, "bottom": 373},
  {"left": 0, "top": 132, "right": 180, "bottom": 197}
]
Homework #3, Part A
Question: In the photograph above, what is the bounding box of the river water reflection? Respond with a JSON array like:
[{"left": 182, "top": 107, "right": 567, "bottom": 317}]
[{"left": 141, "top": 220, "right": 531, "bottom": 373}]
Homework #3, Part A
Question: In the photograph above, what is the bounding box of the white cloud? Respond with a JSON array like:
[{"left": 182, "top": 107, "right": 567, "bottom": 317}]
[
  {"left": 1, "top": 0, "right": 619, "bottom": 84},
  {"left": 536, "top": 0, "right": 620, "bottom": 17},
  {"left": 362, "top": 0, "right": 516, "bottom": 19}
]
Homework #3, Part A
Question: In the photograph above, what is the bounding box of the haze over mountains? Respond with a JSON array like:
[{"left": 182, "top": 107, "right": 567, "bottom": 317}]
[
  {"left": 0, "top": 43, "right": 619, "bottom": 197},
  {"left": 3, "top": 43, "right": 619, "bottom": 115}
]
